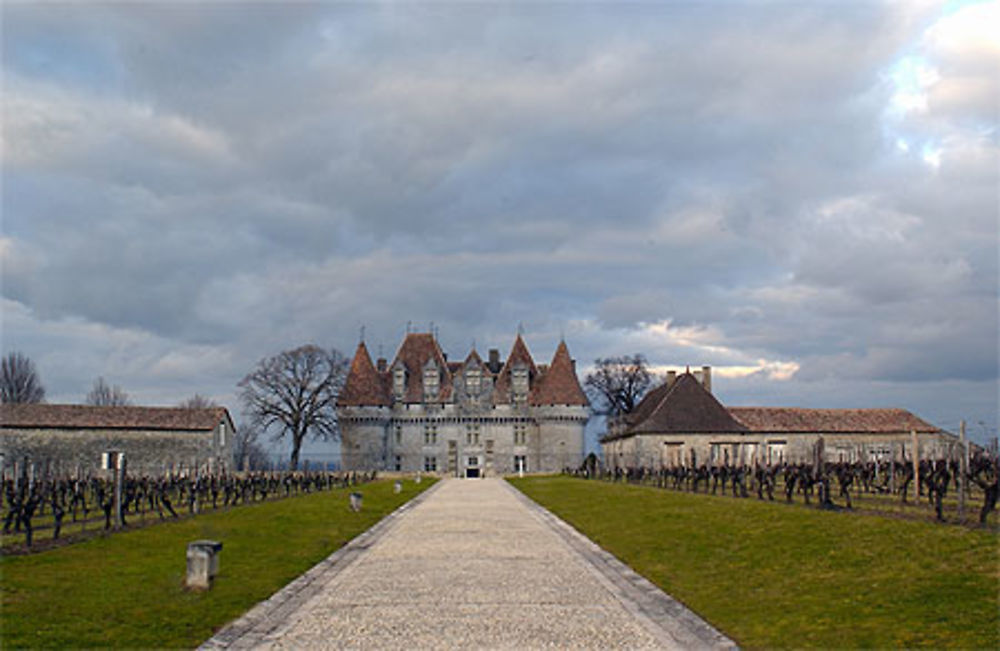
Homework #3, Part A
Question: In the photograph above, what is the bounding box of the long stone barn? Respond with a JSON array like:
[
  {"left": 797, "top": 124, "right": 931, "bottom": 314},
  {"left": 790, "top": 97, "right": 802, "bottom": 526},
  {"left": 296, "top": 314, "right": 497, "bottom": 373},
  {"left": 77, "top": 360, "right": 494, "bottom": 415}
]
[
  {"left": 0, "top": 404, "right": 235, "bottom": 476},
  {"left": 601, "top": 368, "right": 959, "bottom": 470}
]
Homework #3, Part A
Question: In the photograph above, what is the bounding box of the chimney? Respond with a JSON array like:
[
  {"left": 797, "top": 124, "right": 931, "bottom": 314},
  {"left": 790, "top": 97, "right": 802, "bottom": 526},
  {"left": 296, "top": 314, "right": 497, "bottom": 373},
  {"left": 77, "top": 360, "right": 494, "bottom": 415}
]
[
  {"left": 488, "top": 348, "right": 501, "bottom": 373},
  {"left": 376, "top": 358, "right": 387, "bottom": 373},
  {"left": 702, "top": 366, "right": 712, "bottom": 393},
  {"left": 666, "top": 370, "right": 677, "bottom": 388}
]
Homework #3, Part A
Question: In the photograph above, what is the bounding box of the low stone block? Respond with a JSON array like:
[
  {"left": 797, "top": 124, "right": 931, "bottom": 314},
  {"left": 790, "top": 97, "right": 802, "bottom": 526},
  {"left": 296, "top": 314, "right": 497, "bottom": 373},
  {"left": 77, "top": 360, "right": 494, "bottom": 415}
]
[{"left": 186, "top": 539, "right": 223, "bottom": 590}]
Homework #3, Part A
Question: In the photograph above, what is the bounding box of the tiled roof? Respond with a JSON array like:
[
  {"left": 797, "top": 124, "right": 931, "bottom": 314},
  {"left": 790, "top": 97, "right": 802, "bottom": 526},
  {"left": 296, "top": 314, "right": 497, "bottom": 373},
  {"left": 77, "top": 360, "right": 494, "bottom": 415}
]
[
  {"left": 464, "top": 349, "right": 485, "bottom": 367},
  {"left": 728, "top": 407, "right": 940, "bottom": 434},
  {"left": 339, "top": 342, "right": 391, "bottom": 406},
  {"left": 492, "top": 335, "right": 538, "bottom": 404},
  {"left": 0, "top": 403, "right": 229, "bottom": 431},
  {"left": 530, "top": 341, "right": 589, "bottom": 406},
  {"left": 622, "top": 380, "right": 674, "bottom": 429},
  {"left": 626, "top": 373, "right": 748, "bottom": 435},
  {"left": 391, "top": 333, "right": 453, "bottom": 403}
]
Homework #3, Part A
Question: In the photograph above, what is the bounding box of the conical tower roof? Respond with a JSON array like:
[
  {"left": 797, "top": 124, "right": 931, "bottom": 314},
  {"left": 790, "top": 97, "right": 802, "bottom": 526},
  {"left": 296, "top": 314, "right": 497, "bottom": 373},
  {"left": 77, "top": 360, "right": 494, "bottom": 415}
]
[
  {"left": 339, "top": 341, "right": 390, "bottom": 406},
  {"left": 530, "top": 340, "right": 589, "bottom": 406}
]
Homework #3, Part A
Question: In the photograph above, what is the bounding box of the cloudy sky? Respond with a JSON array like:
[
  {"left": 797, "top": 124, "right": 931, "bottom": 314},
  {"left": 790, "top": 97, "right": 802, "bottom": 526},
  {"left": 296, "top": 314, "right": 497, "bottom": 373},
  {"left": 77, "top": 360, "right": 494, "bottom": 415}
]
[{"left": 3, "top": 1, "right": 997, "bottom": 456}]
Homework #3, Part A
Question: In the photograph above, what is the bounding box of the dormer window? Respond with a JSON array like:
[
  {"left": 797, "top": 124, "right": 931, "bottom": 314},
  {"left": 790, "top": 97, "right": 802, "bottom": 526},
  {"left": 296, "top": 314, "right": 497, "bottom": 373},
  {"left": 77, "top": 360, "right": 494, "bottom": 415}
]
[
  {"left": 393, "top": 367, "right": 406, "bottom": 399},
  {"left": 512, "top": 365, "right": 529, "bottom": 402},
  {"left": 466, "top": 368, "right": 481, "bottom": 396},
  {"left": 423, "top": 366, "right": 439, "bottom": 400}
]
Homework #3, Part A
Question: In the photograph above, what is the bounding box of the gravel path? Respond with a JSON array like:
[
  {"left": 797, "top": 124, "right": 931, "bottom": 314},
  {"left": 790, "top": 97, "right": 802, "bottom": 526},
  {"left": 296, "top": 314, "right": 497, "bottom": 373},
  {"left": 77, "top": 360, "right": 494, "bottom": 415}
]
[{"left": 202, "top": 478, "right": 736, "bottom": 650}]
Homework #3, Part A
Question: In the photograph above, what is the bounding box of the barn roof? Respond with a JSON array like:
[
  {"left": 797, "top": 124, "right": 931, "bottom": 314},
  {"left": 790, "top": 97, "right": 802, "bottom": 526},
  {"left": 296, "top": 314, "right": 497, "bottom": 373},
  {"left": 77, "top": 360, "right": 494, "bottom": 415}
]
[
  {"left": 727, "top": 407, "right": 941, "bottom": 434},
  {"left": 0, "top": 403, "right": 230, "bottom": 432},
  {"left": 627, "top": 372, "right": 748, "bottom": 435}
]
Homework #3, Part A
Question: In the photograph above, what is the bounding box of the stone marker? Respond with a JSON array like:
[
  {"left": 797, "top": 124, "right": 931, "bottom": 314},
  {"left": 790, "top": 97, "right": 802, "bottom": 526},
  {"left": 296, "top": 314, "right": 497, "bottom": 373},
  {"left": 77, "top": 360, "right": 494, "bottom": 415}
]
[
  {"left": 349, "top": 492, "right": 362, "bottom": 512},
  {"left": 393, "top": 480, "right": 402, "bottom": 494},
  {"left": 186, "top": 540, "right": 223, "bottom": 590}
]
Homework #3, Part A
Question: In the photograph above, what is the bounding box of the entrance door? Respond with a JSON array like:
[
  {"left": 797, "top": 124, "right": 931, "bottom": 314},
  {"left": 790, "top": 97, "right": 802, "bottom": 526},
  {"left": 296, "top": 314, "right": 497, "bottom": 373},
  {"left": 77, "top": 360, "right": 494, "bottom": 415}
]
[{"left": 465, "top": 455, "right": 481, "bottom": 479}]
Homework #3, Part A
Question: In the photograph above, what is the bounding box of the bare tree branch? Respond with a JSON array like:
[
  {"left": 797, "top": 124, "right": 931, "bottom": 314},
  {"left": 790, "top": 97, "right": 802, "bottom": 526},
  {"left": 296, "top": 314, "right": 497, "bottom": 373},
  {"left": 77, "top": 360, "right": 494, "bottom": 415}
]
[
  {"left": 86, "top": 377, "right": 131, "bottom": 406},
  {"left": 0, "top": 351, "right": 46, "bottom": 404},
  {"left": 179, "top": 394, "right": 217, "bottom": 409},
  {"left": 584, "top": 354, "right": 654, "bottom": 416},
  {"left": 238, "top": 345, "right": 348, "bottom": 470},
  {"left": 233, "top": 420, "right": 270, "bottom": 471}
]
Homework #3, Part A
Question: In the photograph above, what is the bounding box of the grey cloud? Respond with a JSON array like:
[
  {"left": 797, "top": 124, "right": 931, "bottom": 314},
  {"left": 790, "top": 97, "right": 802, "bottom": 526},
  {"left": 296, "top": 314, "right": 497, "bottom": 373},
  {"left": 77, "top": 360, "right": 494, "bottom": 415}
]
[{"left": 1, "top": 2, "right": 995, "bottom": 439}]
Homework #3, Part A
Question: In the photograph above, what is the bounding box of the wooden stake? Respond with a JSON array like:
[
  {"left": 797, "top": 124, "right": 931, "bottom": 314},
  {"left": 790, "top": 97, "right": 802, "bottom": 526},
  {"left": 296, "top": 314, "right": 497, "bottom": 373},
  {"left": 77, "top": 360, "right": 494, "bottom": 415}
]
[{"left": 959, "top": 420, "right": 967, "bottom": 522}]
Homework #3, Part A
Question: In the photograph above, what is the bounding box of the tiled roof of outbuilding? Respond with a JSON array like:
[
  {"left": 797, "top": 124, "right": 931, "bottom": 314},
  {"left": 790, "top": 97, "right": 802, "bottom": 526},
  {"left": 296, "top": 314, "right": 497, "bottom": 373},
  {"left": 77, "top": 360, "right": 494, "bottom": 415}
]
[
  {"left": 0, "top": 403, "right": 229, "bottom": 431},
  {"left": 627, "top": 373, "right": 748, "bottom": 435},
  {"left": 530, "top": 341, "right": 589, "bottom": 406},
  {"left": 728, "top": 407, "right": 940, "bottom": 434},
  {"left": 622, "top": 380, "right": 674, "bottom": 429},
  {"left": 339, "top": 342, "right": 391, "bottom": 406}
]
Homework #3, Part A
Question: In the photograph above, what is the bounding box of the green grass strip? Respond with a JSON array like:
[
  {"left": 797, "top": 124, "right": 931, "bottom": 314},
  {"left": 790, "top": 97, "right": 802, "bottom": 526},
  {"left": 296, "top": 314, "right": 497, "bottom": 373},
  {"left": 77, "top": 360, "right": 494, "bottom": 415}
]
[
  {"left": 509, "top": 476, "right": 999, "bottom": 649},
  {"left": 1, "top": 478, "right": 435, "bottom": 649}
]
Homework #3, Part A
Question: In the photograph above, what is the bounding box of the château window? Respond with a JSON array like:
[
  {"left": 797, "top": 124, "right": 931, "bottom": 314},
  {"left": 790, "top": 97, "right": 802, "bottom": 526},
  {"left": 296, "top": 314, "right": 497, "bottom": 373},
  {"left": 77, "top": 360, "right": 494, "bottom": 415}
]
[
  {"left": 513, "top": 424, "right": 527, "bottom": 446},
  {"left": 394, "top": 455, "right": 402, "bottom": 471},
  {"left": 512, "top": 366, "right": 529, "bottom": 402},
  {"left": 514, "top": 455, "right": 527, "bottom": 473},
  {"left": 424, "top": 456, "right": 438, "bottom": 472},
  {"left": 393, "top": 367, "right": 406, "bottom": 399},
  {"left": 465, "top": 424, "right": 481, "bottom": 446},
  {"left": 424, "top": 366, "right": 439, "bottom": 400},
  {"left": 424, "top": 424, "right": 438, "bottom": 446},
  {"left": 466, "top": 368, "right": 481, "bottom": 396},
  {"left": 395, "top": 425, "right": 402, "bottom": 446}
]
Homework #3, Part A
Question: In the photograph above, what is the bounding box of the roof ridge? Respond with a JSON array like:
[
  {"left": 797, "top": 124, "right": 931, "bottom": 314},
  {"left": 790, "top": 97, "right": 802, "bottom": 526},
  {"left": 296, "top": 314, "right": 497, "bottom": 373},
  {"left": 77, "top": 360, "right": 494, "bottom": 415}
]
[{"left": 0, "top": 403, "right": 230, "bottom": 431}]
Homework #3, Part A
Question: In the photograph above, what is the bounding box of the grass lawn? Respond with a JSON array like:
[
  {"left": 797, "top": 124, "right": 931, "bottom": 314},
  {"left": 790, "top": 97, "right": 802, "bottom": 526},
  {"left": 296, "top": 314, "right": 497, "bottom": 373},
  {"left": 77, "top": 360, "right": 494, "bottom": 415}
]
[
  {"left": 510, "top": 475, "right": 999, "bottom": 649},
  {"left": 1, "top": 478, "right": 435, "bottom": 649}
]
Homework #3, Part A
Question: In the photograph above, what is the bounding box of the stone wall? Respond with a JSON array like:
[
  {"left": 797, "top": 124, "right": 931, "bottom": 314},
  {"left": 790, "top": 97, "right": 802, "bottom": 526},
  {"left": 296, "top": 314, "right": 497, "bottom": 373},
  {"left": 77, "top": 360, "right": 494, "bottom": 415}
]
[
  {"left": 1, "top": 425, "right": 232, "bottom": 476},
  {"left": 601, "top": 430, "right": 961, "bottom": 471},
  {"left": 339, "top": 402, "right": 589, "bottom": 475}
]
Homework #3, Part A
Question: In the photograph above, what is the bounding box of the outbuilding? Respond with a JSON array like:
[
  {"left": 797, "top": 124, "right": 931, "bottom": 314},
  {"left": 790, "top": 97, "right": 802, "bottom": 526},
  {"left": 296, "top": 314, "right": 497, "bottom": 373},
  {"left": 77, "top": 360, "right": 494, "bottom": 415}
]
[
  {"left": 0, "top": 403, "right": 235, "bottom": 476},
  {"left": 601, "top": 370, "right": 957, "bottom": 470}
]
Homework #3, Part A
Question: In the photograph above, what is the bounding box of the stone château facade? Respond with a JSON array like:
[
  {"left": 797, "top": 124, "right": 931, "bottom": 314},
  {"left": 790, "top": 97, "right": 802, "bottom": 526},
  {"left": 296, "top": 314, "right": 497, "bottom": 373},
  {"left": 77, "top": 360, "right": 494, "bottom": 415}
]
[{"left": 337, "top": 332, "right": 590, "bottom": 476}]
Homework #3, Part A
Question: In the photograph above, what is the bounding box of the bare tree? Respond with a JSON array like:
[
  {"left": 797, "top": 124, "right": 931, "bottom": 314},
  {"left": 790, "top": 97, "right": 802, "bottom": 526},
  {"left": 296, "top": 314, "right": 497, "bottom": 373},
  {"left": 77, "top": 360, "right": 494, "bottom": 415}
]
[
  {"left": 584, "top": 354, "right": 654, "bottom": 416},
  {"left": 238, "top": 345, "right": 348, "bottom": 470},
  {"left": 233, "top": 420, "right": 270, "bottom": 471},
  {"left": 179, "top": 394, "right": 217, "bottom": 409},
  {"left": 0, "top": 351, "right": 46, "bottom": 403},
  {"left": 86, "top": 377, "right": 131, "bottom": 406}
]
